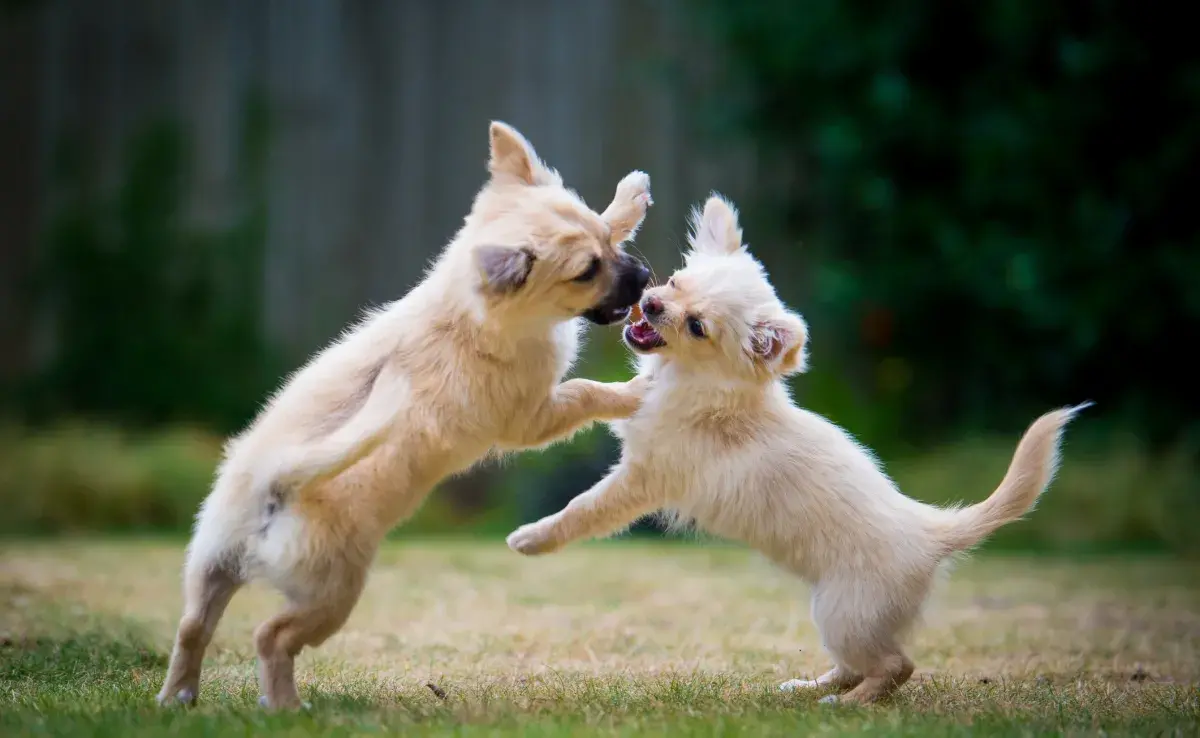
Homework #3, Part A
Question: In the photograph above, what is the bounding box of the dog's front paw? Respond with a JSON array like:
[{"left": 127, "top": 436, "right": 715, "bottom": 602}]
[
  {"left": 506, "top": 519, "right": 562, "bottom": 556},
  {"left": 615, "top": 170, "right": 653, "bottom": 210},
  {"left": 623, "top": 374, "right": 652, "bottom": 403}
]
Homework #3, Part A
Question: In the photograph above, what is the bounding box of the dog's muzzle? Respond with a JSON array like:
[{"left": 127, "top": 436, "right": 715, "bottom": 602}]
[{"left": 581, "top": 253, "right": 652, "bottom": 325}]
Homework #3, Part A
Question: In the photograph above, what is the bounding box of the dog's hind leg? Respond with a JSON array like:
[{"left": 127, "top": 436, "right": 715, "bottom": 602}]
[
  {"left": 254, "top": 571, "right": 366, "bottom": 710},
  {"left": 807, "top": 576, "right": 920, "bottom": 705},
  {"left": 157, "top": 552, "right": 243, "bottom": 706}
]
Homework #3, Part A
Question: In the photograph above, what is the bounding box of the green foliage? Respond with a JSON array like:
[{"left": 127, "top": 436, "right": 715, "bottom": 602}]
[
  {"left": 701, "top": 1, "right": 1200, "bottom": 448},
  {"left": 0, "top": 424, "right": 219, "bottom": 535},
  {"left": 19, "top": 97, "right": 282, "bottom": 433},
  {"left": 2, "top": 423, "right": 1196, "bottom": 555}
]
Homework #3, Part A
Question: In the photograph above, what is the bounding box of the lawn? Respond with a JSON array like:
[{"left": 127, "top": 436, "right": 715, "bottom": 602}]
[{"left": 1, "top": 539, "right": 1198, "bottom": 736}]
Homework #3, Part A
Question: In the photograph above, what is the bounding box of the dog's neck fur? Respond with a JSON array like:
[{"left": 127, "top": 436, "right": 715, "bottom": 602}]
[{"left": 638, "top": 354, "right": 785, "bottom": 414}]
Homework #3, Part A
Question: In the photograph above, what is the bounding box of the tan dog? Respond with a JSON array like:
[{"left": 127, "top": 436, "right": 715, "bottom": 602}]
[
  {"left": 507, "top": 194, "right": 1088, "bottom": 705},
  {"left": 158, "top": 122, "right": 654, "bottom": 710}
]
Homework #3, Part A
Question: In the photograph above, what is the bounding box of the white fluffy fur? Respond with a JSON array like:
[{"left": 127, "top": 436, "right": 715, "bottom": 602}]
[
  {"left": 507, "top": 194, "right": 1089, "bottom": 704},
  {"left": 158, "top": 122, "right": 654, "bottom": 710}
]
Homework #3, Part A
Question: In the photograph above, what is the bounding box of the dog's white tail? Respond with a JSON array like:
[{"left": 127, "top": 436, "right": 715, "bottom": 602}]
[
  {"left": 937, "top": 402, "right": 1091, "bottom": 553},
  {"left": 256, "top": 370, "right": 411, "bottom": 498}
]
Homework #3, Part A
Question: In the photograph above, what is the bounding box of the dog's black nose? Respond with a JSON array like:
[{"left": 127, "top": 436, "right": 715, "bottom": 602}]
[
  {"left": 634, "top": 261, "right": 651, "bottom": 289},
  {"left": 642, "top": 295, "right": 664, "bottom": 317},
  {"left": 618, "top": 253, "right": 651, "bottom": 289}
]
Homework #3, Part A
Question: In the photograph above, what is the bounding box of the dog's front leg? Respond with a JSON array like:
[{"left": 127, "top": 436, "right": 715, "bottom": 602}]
[
  {"left": 507, "top": 465, "right": 659, "bottom": 555},
  {"left": 515, "top": 376, "right": 646, "bottom": 448}
]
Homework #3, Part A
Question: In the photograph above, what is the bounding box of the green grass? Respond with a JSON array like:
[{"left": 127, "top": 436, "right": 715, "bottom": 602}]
[{"left": 2, "top": 540, "right": 1198, "bottom": 736}]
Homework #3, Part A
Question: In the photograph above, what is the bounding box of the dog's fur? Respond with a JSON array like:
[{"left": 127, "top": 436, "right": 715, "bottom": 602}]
[
  {"left": 158, "top": 122, "right": 654, "bottom": 710},
  {"left": 506, "top": 194, "right": 1089, "bottom": 704}
]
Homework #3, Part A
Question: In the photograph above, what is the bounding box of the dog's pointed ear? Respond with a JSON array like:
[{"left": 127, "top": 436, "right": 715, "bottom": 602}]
[
  {"left": 487, "top": 121, "right": 560, "bottom": 186},
  {"left": 602, "top": 170, "right": 653, "bottom": 245},
  {"left": 748, "top": 310, "right": 809, "bottom": 375},
  {"left": 688, "top": 194, "right": 743, "bottom": 256},
  {"left": 477, "top": 245, "right": 534, "bottom": 294}
]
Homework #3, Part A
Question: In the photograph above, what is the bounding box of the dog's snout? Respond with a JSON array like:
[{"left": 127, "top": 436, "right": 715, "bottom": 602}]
[
  {"left": 632, "top": 260, "right": 651, "bottom": 290},
  {"left": 642, "top": 295, "right": 664, "bottom": 317},
  {"left": 581, "top": 253, "right": 653, "bottom": 326},
  {"left": 617, "top": 253, "right": 651, "bottom": 290}
]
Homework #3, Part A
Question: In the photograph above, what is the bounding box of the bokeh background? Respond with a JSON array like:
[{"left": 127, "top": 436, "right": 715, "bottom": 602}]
[{"left": 1, "top": 0, "right": 1196, "bottom": 554}]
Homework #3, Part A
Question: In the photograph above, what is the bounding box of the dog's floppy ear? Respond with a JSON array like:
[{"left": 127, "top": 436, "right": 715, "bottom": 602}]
[
  {"left": 688, "top": 194, "right": 743, "bottom": 256},
  {"left": 487, "top": 121, "right": 560, "bottom": 186},
  {"left": 602, "top": 170, "right": 653, "bottom": 245},
  {"left": 477, "top": 245, "right": 534, "bottom": 294},
  {"left": 748, "top": 310, "right": 808, "bottom": 375}
]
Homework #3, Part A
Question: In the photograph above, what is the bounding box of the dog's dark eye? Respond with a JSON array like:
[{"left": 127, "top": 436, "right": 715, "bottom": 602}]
[
  {"left": 573, "top": 257, "right": 601, "bottom": 282},
  {"left": 686, "top": 316, "right": 706, "bottom": 339},
  {"left": 667, "top": 278, "right": 676, "bottom": 288}
]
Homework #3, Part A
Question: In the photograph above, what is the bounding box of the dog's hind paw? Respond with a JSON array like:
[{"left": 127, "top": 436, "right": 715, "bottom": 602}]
[
  {"left": 259, "top": 695, "right": 312, "bottom": 710},
  {"left": 156, "top": 687, "right": 196, "bottom": 707},
  {"left": 779, "top": 679, "right": 820, "bottom": 692}
]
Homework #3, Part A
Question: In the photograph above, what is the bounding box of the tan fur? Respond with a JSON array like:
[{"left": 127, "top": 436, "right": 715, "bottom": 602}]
[
  {"left": 158, "top": 122, "right": 654, "bottom": 710},
  {"left": 507, "top": 194, "right": 1089, "bottom": 705}
]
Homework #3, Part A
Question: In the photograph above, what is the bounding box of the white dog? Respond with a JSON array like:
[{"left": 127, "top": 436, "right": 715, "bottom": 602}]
[
  {"left": 158, "top": 122, "right": 654, "bottom": 709},
  {"left": 507, "top": 194, "right": 1088, "bottom": 704}
]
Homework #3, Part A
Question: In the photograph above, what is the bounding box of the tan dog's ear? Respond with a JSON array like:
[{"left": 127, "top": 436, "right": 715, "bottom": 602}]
[
  {"left": 477, "top": 245, "right": 534, "bottom": 293},
  {"left": 602, "top": 171, "right": 653, "bottom": 245},
  {"left": 688, "top": 194, "right": 743, "bottom": 256},
  {"left": 748, "top": 310, "right": 808, "bottom": 375},
  {"left": 488, "top": 122, "right": 560, "bottom": 186}
]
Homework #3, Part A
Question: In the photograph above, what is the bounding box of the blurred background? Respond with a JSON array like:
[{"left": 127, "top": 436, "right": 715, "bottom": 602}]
[{"left": 0, "top": 0, "right": 1196, "bottom": 554}]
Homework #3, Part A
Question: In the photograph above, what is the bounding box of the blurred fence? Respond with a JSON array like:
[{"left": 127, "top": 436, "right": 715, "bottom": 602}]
[{"left": 2, "top": 0, "right": 755, "bottom": 368}]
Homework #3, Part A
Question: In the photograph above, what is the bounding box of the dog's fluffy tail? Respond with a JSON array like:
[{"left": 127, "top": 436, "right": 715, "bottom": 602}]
[
  {"left": 256, "top": 372, "right": 411, "bottom": 498},
  {"left": 936, "top": 402, "right": 1091, "bottom": 554}
]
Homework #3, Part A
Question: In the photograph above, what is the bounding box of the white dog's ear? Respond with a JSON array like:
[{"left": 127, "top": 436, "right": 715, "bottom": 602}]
[
  {"left": 487, "top": 121, "right": 560, "bottom": 186},
  {"left": 602, "top": 170, "right": 653, "bottom": 245},
  {"left": 477, "top": 245, "right": 534, "bottom": 293},
  {"left": 748, "top": 310, "right": 808, "bottom": 374},
  {"left": 688, "top": 194, "right": 743, "bottom": 256}
]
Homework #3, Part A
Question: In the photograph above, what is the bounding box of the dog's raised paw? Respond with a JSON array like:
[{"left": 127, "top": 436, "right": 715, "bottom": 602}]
[
  {"left": 506, "top": 521, "right": 558, "bottom": 556},
  {"left": 615, "top": 171, "right": 652, "bottom": 207}
]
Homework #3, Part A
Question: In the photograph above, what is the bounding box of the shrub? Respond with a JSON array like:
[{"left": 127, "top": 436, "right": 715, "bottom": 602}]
[{"left": 1, "top": 422, "right": 1194, "bottom": 555}]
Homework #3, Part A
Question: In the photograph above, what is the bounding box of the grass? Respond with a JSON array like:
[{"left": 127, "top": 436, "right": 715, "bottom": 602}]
[{"left": 1, "top": 540, "right": 1198, "bottom": 736}]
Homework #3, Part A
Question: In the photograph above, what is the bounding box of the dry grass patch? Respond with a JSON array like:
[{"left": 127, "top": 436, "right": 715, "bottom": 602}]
[{"left": 2, "top": 539, "right": 1198, "bottom": 736}]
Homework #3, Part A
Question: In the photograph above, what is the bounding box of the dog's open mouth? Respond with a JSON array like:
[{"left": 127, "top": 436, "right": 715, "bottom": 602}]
[{"left": 624, "top": 318, "right": 666, "bottom": 351}]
